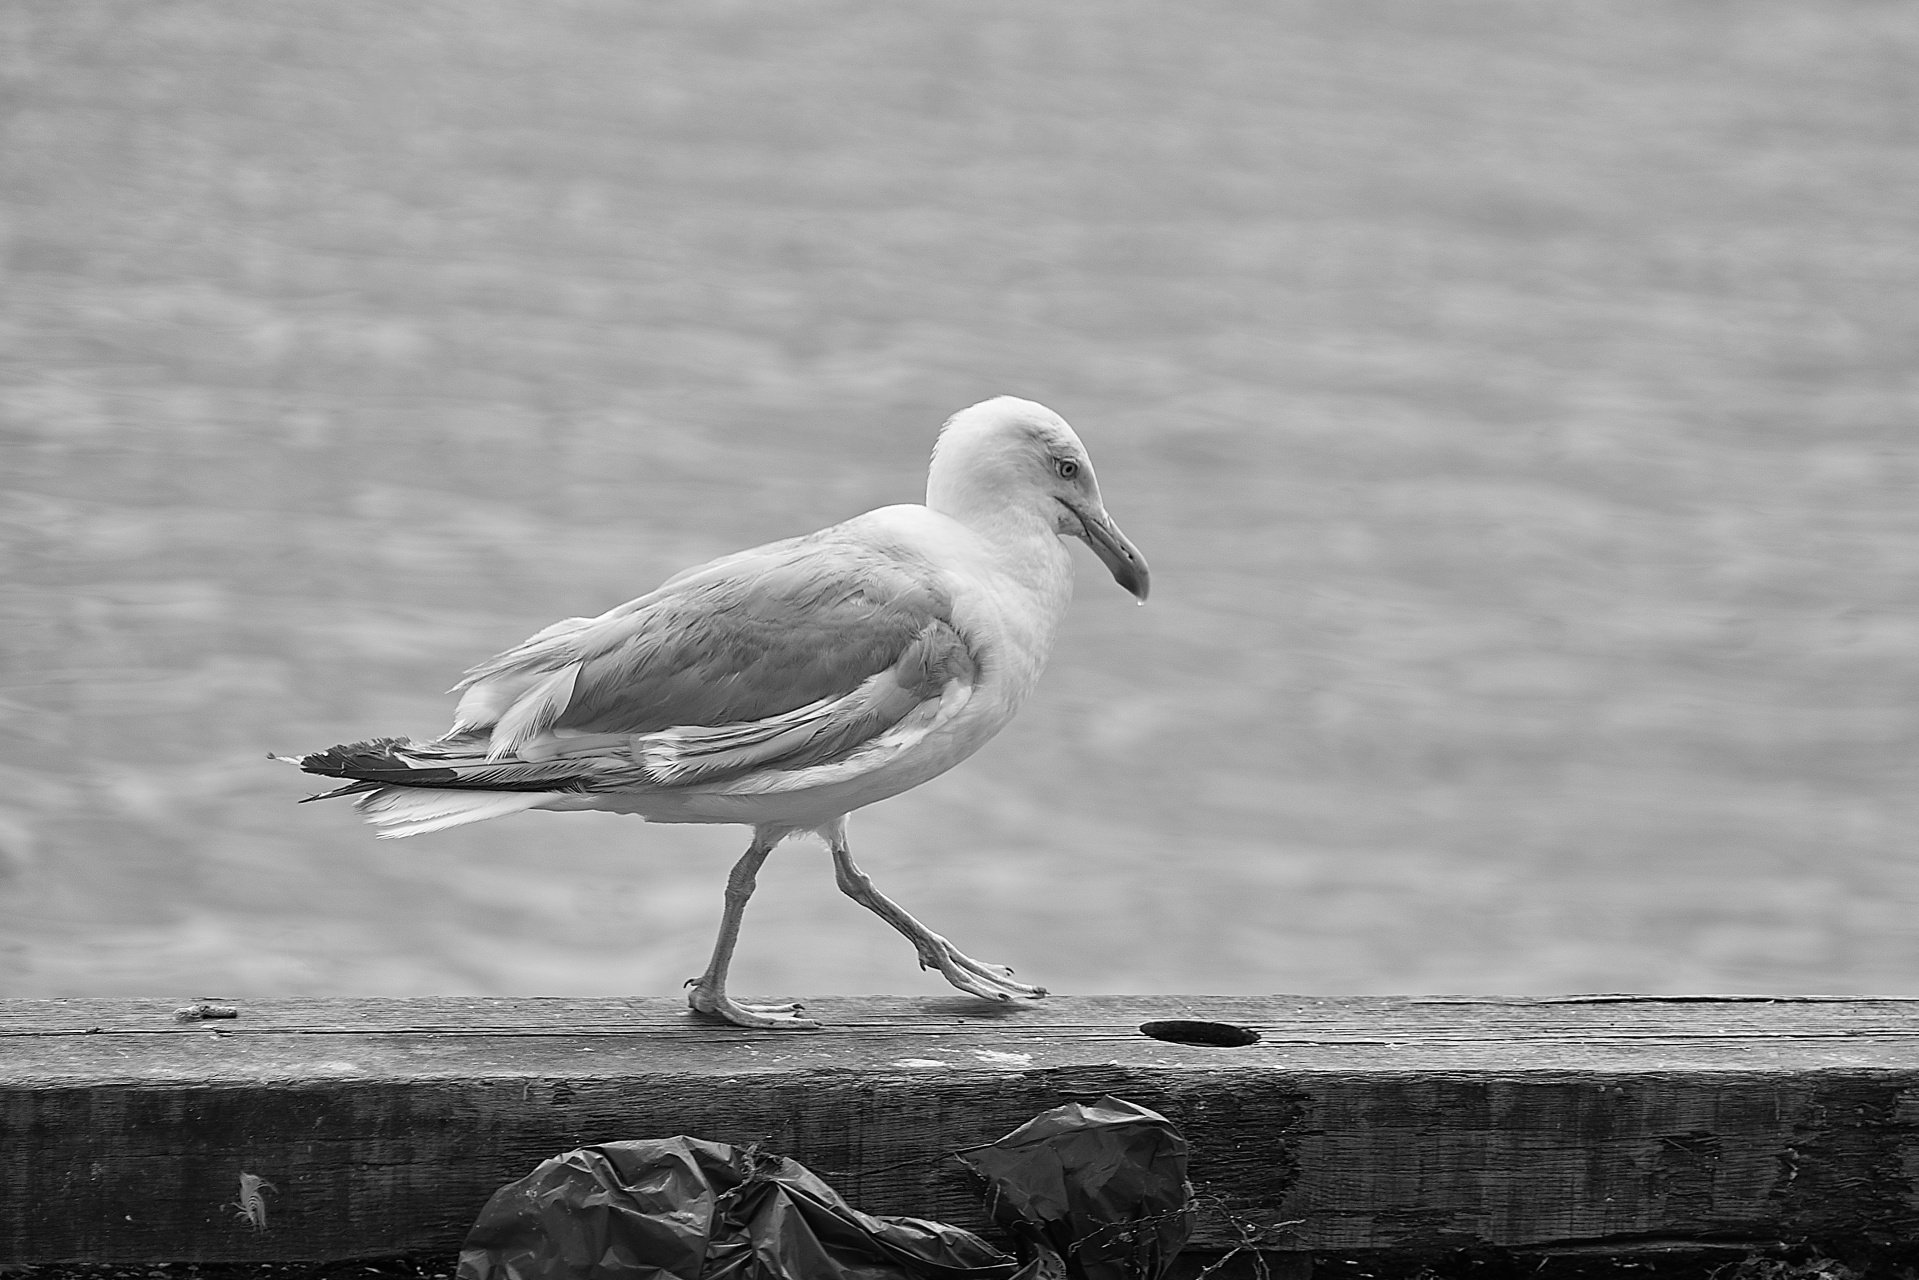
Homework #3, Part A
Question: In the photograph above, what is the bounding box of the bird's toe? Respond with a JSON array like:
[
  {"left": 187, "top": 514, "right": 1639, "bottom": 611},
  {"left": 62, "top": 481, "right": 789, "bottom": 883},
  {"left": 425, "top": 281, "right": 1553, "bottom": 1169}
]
[
  {"left": 686, "top": 984, "right": 821, "bottom": 1030},
  {"left": 940, "top": 964, "right": 1044, "bottom": 1004},
  {"left": 922, "top": 944, "right": 1048, "bottom": 1001}
]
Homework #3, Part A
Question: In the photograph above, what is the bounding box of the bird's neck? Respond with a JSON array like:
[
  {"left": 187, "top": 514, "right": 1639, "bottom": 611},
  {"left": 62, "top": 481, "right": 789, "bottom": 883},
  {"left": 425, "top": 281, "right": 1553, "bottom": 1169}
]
[
  {"left": 930, "top": 499, "right": 1075, "bottom": 689},
  {"left": 940, "top": 496, "right": 1056, "bottom": 548},
  {"left": 931, "top": 495, "right": 1072, "bottom": 591}
]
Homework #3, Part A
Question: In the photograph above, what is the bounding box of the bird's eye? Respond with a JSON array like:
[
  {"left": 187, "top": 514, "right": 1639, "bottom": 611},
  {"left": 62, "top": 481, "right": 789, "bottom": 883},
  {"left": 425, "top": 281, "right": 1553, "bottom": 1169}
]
[{"left": 1055, "top": 458, "right": 1080, "bottom": 480}]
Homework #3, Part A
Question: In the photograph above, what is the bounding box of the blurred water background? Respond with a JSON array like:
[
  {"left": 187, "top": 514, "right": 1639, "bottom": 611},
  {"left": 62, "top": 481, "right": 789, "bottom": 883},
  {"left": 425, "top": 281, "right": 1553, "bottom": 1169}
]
[{"left": 3, "top": 2, "right": 1917, "bottom": 1000}]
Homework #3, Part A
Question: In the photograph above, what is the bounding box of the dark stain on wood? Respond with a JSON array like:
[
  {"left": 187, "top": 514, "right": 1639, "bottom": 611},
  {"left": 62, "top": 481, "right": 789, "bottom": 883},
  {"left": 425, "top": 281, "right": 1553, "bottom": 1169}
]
[
  {"left": 1770, "top": 1077, "right": 1919, "bottom": 1244},
  {"left": 1650, "top": 1129, "right": 1722, "bottom": 1226}
]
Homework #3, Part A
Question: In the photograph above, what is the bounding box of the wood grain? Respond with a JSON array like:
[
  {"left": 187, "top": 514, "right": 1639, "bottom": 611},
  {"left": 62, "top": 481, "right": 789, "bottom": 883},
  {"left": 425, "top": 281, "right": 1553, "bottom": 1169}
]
[{"left": 6, "top": 995, "right": 1919, "bottom": 1263}]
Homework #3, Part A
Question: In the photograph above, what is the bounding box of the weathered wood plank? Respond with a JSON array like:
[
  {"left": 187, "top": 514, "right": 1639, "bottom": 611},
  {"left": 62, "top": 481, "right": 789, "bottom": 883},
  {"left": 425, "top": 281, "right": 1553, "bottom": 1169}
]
[{"left": 6, "top": 995, "right": 1919, "bottom": 1264}]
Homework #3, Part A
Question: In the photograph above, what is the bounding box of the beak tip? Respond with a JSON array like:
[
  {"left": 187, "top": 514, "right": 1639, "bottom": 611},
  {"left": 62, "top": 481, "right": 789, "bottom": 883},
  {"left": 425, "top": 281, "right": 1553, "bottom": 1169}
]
[
  {"left": 1109, "top": 555, "right": 1150, "bottom": 601},
  {"left": 1068, "top": 500, "right": 1150, "bottom": 603}
]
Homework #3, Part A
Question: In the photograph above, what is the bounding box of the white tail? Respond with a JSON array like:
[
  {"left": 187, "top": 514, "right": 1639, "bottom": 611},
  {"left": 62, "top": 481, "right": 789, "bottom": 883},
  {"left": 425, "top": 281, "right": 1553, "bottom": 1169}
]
[{"left": 353, "top": 787, "right": 560, "bottom": 838}]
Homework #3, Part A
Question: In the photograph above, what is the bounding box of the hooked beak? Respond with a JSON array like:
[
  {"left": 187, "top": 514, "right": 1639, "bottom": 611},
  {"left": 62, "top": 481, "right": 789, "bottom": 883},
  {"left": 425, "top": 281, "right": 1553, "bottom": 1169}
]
[{"left": 1064, "top": 500, "right": 1151, "bottom": 601}]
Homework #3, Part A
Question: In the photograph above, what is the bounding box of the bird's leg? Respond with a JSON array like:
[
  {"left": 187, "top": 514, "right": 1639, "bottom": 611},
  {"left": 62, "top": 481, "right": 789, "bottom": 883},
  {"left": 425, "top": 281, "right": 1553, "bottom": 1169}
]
[
  {"left": 685, "top": 830, "right": 820, "bottom": 1030},
  {"left": 825, "top": 826, "right": 1046, "bottom": 1003}
]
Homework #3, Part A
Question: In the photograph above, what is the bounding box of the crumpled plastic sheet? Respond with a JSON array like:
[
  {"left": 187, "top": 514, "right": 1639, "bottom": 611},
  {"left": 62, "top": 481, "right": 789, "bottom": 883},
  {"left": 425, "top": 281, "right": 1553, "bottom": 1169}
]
[
  {"left": 458, "top": 1096, "right": 1193, "bottom": 1280},
  {"left": 956, "top": 1097, "right": 1194, "bottom": 1280}
]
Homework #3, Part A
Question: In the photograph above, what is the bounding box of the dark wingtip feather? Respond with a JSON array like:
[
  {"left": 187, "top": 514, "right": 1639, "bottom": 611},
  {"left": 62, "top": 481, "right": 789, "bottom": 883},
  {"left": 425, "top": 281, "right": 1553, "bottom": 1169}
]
[
  {"left": 299, "top": 736, "right": 407, "bottom": 774},
  {"left": 296, "top": 737, "right": 461, "bottom": 788},
  {"left": 291, "top": 735, "right": 601, "bottom": 796}
]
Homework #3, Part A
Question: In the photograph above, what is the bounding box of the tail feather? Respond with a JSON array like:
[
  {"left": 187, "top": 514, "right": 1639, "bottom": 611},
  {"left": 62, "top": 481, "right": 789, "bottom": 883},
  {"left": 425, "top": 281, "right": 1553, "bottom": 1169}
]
[{"left": 354, "top": 786, "right": 560, "bottom": 838}]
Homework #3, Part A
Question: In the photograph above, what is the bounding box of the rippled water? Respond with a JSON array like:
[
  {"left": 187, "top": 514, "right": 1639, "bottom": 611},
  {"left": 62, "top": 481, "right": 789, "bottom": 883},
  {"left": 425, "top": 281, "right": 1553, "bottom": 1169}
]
[{"left": 4, "top": 2, "right": 1917, "bottom": 999}]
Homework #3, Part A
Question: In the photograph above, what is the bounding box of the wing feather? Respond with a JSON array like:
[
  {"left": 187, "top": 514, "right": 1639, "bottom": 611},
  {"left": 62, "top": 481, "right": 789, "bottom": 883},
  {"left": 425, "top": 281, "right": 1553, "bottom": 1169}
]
[
  {"left": 300, "top": 612, "right": 975, "bottom": 792},
  {"left": 487, "top": 663, "right": 581, "bottom": 759},
  {"left": 450, "top": 524, "right": 964, "bottom": 749},
  {"left": 635, "top": 618, "right": 973, "bottom": 783}
]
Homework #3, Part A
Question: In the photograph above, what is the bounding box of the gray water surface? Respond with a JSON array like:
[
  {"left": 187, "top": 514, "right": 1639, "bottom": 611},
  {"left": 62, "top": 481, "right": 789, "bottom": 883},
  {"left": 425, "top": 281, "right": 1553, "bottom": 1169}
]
[{"left": 3, "top": 2, "right": 1917, "bottom": 999}]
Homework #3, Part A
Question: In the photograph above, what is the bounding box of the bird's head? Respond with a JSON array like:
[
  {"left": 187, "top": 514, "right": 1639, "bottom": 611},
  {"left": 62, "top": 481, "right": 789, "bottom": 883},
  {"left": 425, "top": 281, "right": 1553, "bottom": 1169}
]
[{"left": 927, "top": 396, "right": 1150, "bottom": 601}]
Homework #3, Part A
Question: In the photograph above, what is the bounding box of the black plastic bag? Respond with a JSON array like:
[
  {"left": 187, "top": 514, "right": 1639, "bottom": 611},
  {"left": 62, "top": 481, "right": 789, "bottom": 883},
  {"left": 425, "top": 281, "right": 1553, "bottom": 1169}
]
[
  {"left": 957, "top": 1097, "right": 1193, "bottom": 1280},
  {"left": 458, "top": 1136, "right": 1013, "bottom": 1280},
  {"left": 459, "top": 1097, "right": 1191, "bottom": 1280}
]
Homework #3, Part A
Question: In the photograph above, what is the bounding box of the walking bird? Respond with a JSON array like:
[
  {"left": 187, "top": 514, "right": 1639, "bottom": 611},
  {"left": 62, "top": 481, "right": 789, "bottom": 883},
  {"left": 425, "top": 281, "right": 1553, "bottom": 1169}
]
[{"left": 284, "top": 397, "right": 1150, "bottom": 1028}]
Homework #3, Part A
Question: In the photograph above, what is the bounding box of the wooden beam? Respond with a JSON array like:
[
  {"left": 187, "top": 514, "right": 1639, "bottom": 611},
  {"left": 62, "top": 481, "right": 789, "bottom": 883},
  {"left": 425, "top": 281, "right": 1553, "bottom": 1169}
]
[{"left": 6, "top": 994, "right": 1919, "bottom": 1264}]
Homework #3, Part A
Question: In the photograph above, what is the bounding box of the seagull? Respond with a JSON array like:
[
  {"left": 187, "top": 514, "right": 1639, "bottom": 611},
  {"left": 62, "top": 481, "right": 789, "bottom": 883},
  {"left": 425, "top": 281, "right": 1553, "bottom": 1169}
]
[{"left": 283, "top": 397, "right": 1149, "bottom": 1029}]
